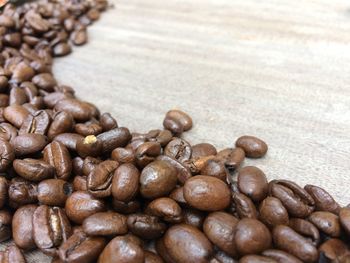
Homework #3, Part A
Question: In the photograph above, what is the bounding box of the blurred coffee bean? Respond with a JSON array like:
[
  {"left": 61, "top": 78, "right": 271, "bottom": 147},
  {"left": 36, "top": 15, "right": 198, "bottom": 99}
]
[
  {"left": 0, "top": 245, "right": 26, "bottom": 263},
  {"left": 339, "top": 207, "right": 350, "bottom": 236},
  {"left": 0, "top": 140, "right": 14, "bottom": 172},
  {"left": 0, "top": 209, "right": 12, "bottom": 242},
  {"left": 262, "top": 249, "right": 303, "bottom": 263}
]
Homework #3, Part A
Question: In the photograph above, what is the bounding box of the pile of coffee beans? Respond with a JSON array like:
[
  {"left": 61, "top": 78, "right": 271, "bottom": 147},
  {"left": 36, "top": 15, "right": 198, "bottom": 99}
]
[{"left": 0, "top": 0, "right": 349, "bottom": 262}]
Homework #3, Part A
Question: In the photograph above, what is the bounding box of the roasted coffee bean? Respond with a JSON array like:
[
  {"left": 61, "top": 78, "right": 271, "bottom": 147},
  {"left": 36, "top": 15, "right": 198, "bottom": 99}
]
[
  {"left": 135, "top": 142, "right": 161, "bottom": 168},
  {"left": 203, "top": 211, "right": 239, "bottom": 258},
  {"left": 55, "top": 98, "right": 93, "bottom": 122},
  {"left": 163, "top": 117, "right": 183, "bottom": 135},
  {"left": 99, "top": 112, "right": 118, "bottom": 131},
  {"left": 210, "top": 251, "right": 236, "bottom": 263},
  {"left": 288, "top": 218, "right": 320, "bottom": 247},
  {"left": 32, "top": 73, "right": 57, "bottom": 92},
  {"left": 43, "top": 92, "right": 73, "bottom": 109},
  {"left": 308, "top": 211, "right": 341, "bottom": 237},
  {"left": 0, "top": 245, "right": 26, "bottom": 263},
  {"left": 12, "top": 61, "right": 35, "bottom": 83},
  {"left": 38, "top": 179, "right": 73, "bottom": 206},
  {"left": 146, "top": 197, "right": 182, "bottom": 223},
  {"left": 54, "top": 133, "right": 83, "bottom": 151},
  {"left": 59, "top": 231, "right": 106, "bottom": 263},
  {"left": 25, "top": 10, "right": 50, "bottom": 32},
  {"left": 164, "top": 138, "right": 192, "bottom": 163},
  {"left": 162, "top": 224, "right": 213, "bottom": 263},
  {"left": 169, "top": 187, "right": 187, "bottom": 206},
  {"left": 233, "top": 192, "right": 258, "bottom": 219},
  {"left": 153, "top": 129, "right": 172, "bottom": 147},
  {"left": 140, "top": 160, "right": 177, "bottom": 199},
  {"left": 19, "top": 110, "right": 51, "bottom": 135},
  {"left": 72, "top": 156, "right": 84, "bottom": 176},
  {"left": 0, "top": 177, "right": 8, "bottom": 209},
  {"left": 76, "top": 135, "right": 103, "bottom": 157},
  {"left": 43, "top": 141, "right": 72, "bottom": 180},
  {"left": 235, "top": 218, "right": 271, "bottom": 255},
  {"left": 53, "top": 42, "right": 72, "bottom": 57},
  {"left": 183, "top": 208, "right": 206, "bottom": 229},
  {"left": 157, "top": 155, "right": 192, "bottom": 184},
  {"left": 304, "top": 184, "right": 340, "bottom": 214},
  {"left": 237, "top": 166, "right": 268, "bottom": 202},
  {"left": 191, "top": 143, "right": 217, "bottom": 159},
  {"left": 12, "top": 204, "right": 37, "bottom": 250},
  {"left": 0, "top": 123, "right": 18, "bottom": 142},
  {"left": 262, "top": 249, "right": 303, "bottom": 263},
  {"left": 87, "top": 160, "right": 118, "bottom": 198},
  {"left": 259, "top": 196, "right": 289, "bottom": 228},
  {"left": 155, "top": 238, "right": 176, "bottom": 263},
  {"left": 97, "top": 127, "right": 131, "bottom": 153},
  {"left": 112, "top": 199, "right": 141, "bottom": 214},
  {"left": 71, "top": 29, "right": 88, "bottom": 46},
  {"left": 48, "top": 111, "right": 75, "bottom": 140},
  {"left": 144, "top": 251, "right": 163, "bottom": 263},
  {"left": 83, "top": 211, "right": 127, "bottom": 237},
  {"left": 200, "top": 159, "right": 229, "bottom": 182},
  {"left": 72, "top": 176, "right": 88, "bottom": 191},
  {"left": 3, "top": 105, "right": 30, "bottom": 128},
  {"left": 75, "top": 122, "right": 102, "bottom": 136},
  {"left": 13, "top": 158, "right": 54, "bottom": 182},
  {"left": 339, "top": 207, "right": 350, "bottom": 236},
  {"left": 33, "top": 205, "right": 72, "bottom": 256},
  {"left": 0, "top": 95, "right": 9, "bottom": 107},
  {"left": 8, "top": 178, "right": 38, "bottom": 207},
  {"left": 0, "top": 209, "right": 12, "bottom": 242},
  {"left": 127, "top": 213, "right": 167, "bottom": 240},
  {"left": 318, "top": 238, "right": 350, "bottom": 263},
  {"left": 272, "top": 225, "right": 318, "bottom": 263},
  {"left": 9, "top": 87, "right": 28, "bottom": 105},
  {"left": 98, "top": 235, "right": 144, "bottom": 263},
  {"left": 111, "top": 147, "right": 135, "bottom": 164},
  {"left": 112, "top": 163, "right": 139, "bottom": 202},
  {"left": 82, "top": 156, "right": 102, "bottom": 176},
  {"left": 184, "top": 175, "right": 231, "bottom": 211},
  {"left": 12, "top": 133, "right": 48, "bottom": 156},
  {"left": 239, "top": 255, "right": 277, "bottom": 263},
  {"left": 164, "top": 110, "right": 192, "bottom": 131},
  {"left": 0, "top": 140, "right": 14, "bottom": 172},
  {"left": 235, "top": 135, "right": 268, "bottom": 158}
]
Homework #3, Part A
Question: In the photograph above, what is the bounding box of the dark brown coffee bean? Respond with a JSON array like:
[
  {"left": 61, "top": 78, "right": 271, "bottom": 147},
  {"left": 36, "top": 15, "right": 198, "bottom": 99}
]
[
  {"left": 163, "top": 117, "right": 183, "bottom": 135},
  {"left": 200, "top": 159, "right": 229, "bottom": 182},
  {"left": 262, "top": 249, "right": 302, "bottom": 263},
  {"left": 54, "top": 98, "right": 92, "bottom": 122},
  {"left": 76, "top": 135, "right": 103, "bottom": 158},
  {"left": 163, "top": 224, "right": 213, "bottom": 263},
  {"left": 308, "top": 211, "right": 341, "bottom": 237},
  {"left": 87, "top": 160, "right": 118, "bottom": 198},
  {"left": 38, "top": 179, "right": 73, "bottom": 206},
  {"left": 59, "top": 231, "right": 106, "bottom": 263},
  {"left": 0, "top": 209, "right": 12, "bottom": 242},
  {"left": 259, "top": 197, "right": 289, "bottom": 228},
  {"left": 83, "top": 212, "right": 127, "bottom": 237},
  {"left": 288, "top": 218, "right": 320, "bottom": 247},
  {"left": 11, "top": 61, "right": 35, "bottom": 83},
  {"left": 19, "top": 110, "right": 51, "bottom": 135},
  {"left": 164, "top": 138, "right": 192, "bottom": 163},
  {"left": 75, "top": 122, "right": 102, "bottom": 136},
  {"left": 146, "top": 197, "right": 182, "bottom": 223},
  {"left": 0, "top": 177, "right": 7, "bottom": 209},
  {"left": 65, "top": 191, "right": 106, "bottom": 224},
  {"left": 9, "top": 87, "right": 27, "bottom": 105},
  {"left": 140, "top": 160, "right": 177, "bottom": 199},
  {"left": 235, "top": 135, "right": 268, "bottom": 158},
  {"left": 203, "top": 211, "right": 239, "bottom": 258},
  {"left": 112, "top": 163, "right": 139, "bottom": 202},
  {"left": 235, "top": 218, "right": 271, "bottom": 255},
  {"left": 111, "top": 147, "right": 135, "bottom": 164},
  {"left": 318, "top": 238, "right": 350, "bottom": 263},
  {"left": 239, "top": 255, "right": 277, "bottom": 263},
  {"left": 3, "top": 105, "right": 30, "bottom": 128},
  {"left": 72, "top": 156, "right": 84, "bottom": 176},
  {"left": 127, "top": 213, "right": 166, "bottom": 240},
  {"left": 155, "top": 238, "right": 175, "bottom": 263},
  {"left": 144, "top": 251, "right": 163, "bottom": 263},
  {"left": 54, "top": 133, "right": 83, "bottom": 151},
  {"left": 12, "top": 204, "right": 37, "bottom": 250},
  {"left": 135, "top": 142, "right": 161, "bottom": 168},
  {"left": 339, "top": 207, "right": 350, "bottom": 236},
  {"left": 210, "top": 250, "right": 236, "bottom": 263},
  {"left": 164, "top": 110, "right": 192, "bottom": 131},
  {"left": 97, "top": 127, "right": 131, "bottom": 153},
  {"left": 8, "top": 178, "right": 38, "bottom": 207},
  {"left": 72, "top": 176, "right": 88, "bottom": 191},
  {"left": 0, "top": 245, "right": 26, "bottom": 263},
  {"left": 32, "top": 73, "right": 57, "bottom": 92},
  {"left": 99, "top": 112, "right": 118, "bottom": 131},
  {"left": 53, "top": 42, "right": 72, "bottom": 57},
  {"left": 304, "top": 184, "right": 340, "bottom": 214},
  {"left": 12, "top": 133, "right": 48, "bottom": 156},
  {"left": 191, "top": 143, "right": 217, "bottom": 159},
  {"left": 272, "top": 225, "right": 318, "bottom": 263},
  {"left": 184, "top": 175, "right": 231, "bottom": 211},
  {"left": 0, "top": 123, "right": 17, "bottom": 142},
  {"left": 269, "top": 180, "right": 315, "bottom": 218},
  {"left": 71, "top": 29, "right": 88, "bottom": 46},
  {"left": 15, "top": 160, "right": 50, "bottom": 182},
  {"left": 156, "top": 155, "right": 192, "bottom": 184},
  {"left": 112, "top": 198, "right": 141, "bottom": 214},
  {"left": 33, "top": 205, "right": 72, "bottom": 256},
  {"left": 43, "top": 92, "right": 73, "bottom": 109},
  {"left": 151, "top": 129, "right": 172, "bottom": 147},
  {"left": 82, "top": 156, "right": 102, "bottom": 176},
  {"left": 48, "top": 111, "right": 74, "bottom": 140},
  {"left": 238, "top": 166, "right": 268, "bottom": 202},
  {"left": 169, "top": 187, "right": 187, "bottom": 206},
  {"left": 183, "top": 208, "right": 206, "bottom": 229},
  {"left": 98, "top": 235, "right": 144, "bottom": 263},
  {"left": 0, "top": 140, "right": 14, "bottom": 172},
  {"left": 233, "top": 193, "right": 258, "bottom": 219},
  {"left": 43, "top": 141, "right": 72, "bottom": 180}
]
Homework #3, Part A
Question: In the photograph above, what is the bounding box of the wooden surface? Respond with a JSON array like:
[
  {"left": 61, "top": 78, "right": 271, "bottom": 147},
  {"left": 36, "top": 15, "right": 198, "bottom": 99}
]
[{"left": 5, "top": 0, "right": 350, "bottom": 261}]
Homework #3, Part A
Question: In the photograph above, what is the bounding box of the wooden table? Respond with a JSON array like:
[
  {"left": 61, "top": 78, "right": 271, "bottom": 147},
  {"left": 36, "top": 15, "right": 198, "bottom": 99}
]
[{"left": 6, "top": 0, "right": 350, "bottom": 261}]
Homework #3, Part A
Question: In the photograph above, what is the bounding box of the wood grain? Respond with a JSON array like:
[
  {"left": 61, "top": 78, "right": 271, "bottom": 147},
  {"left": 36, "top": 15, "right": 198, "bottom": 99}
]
[{"left": 3, "top": 0, "right": 350, "bottom": 261}]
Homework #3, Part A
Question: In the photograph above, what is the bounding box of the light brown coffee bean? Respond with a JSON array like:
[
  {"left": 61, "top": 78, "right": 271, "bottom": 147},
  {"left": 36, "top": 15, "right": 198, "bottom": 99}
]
[
  {"left": 164, "top": 138, "right": 192, "bottom": 163},
  {"left": 3, "top": 105, "right": 30, "bottom": 128},
  {"left": 47, "top": 111, "right": 74, "bottom": 140},
  {"left": 164, "top": 110, "right": 192, "bottom": 131},
  {"left": 0, "top": 245, "right": 26, "bottom": 263},
  {"left": 32, "top": 73, "right": 57, "bottom": 92}
]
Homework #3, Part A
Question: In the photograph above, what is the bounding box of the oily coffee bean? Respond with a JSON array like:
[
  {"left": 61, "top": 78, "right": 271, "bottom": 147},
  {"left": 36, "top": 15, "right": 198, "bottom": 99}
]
[
  {"left": 82, "top": 156, "right": 102, "bottom": 176},
  {"left": 152, "top": 129, "right": 172, "bottom": 147},
  {"left": 237, "top": 166, "right": 268, "bottom": 202},
  {"left": 184, "top": 175, "right": 231, "bottom": 211},
  {"left": 135, "top": 142, "right": 161, "bottom": 168},
  {"left": 112, "top": 163, "right": 140, "bottom": 202},
  {"left": 32, "top": 73, "right": 57, "bottom": 92},
  {"left": 235, "top": 135, "right": 268, "bottom": 158},
  {"left": 308, "top": 211, "right": 341, "bottom": 237},
  {"left": 164, "top": 138, "right": 192, "bottom": 163},
  {"left": 33, "top": 205, "right": 72, "bottom": 256},
  {"left": 38, "top": 179, "right": 73, "bottom": 206},
  {"left": 0, "top": 140, "right": 14, "bottom": 172},
  {"left": 75, "top": 122, "right": 102, "bottom": 136},
  {"left": 259, "top": 196, "right": 289, "bottom": 228},
  {"left": 43, "top": 141, "right": 72, "bottom": 181},
  {"left": 96, "top": 127, "right": 131, "bottom": 153},
  {"left": 339, "top": 207, "right": 350, "bottom": 236},
  {"left": 0, "top": 177, "right": 8, "bottom": 209},
  {"left": 164, "top": 109, "right": 193, "bottom": 131},
  {"left": 163, "top": 117, "right": 184, "bottom": 135},
  {"left": 144, "top": 251, "right": 163, "bottom": 263},
  {"left": 3, "top": 105, "right": 30, "bottom": 128},
  {"left": 239, "top": 255, "right": 277, "bottom": 263},
  {"left": 43, "top": 92, "right": 73, "bottom": 109},
  {"left": 83, "top": 212, "right": 128, "bottom": 236},
  {"left": 72, "top": 176, "right": 88, "bottom": 191},
  {"left": 169, "top": 187, "right": 187, "bottom": 206},
  {"left": 58, "top": 231, "right": 106, "bottom": 263},
  {"left": 12, "top": 204, "right": 37, "bottom": 250},
  {"left": 99, "top": 112, "right": 118, "bottom": 131},
  {"left": 233, "top": 192, "right": 258, "bottom": 219},
  {"left": 156, "top": 155, "right": 192, "bottom": 184},
  {"left": 111, "top": 147, "right": 135, "bottom": 163},
  {"left": 127, "top": 213, "right": 167, "bottom": 240},
  {"left": 12, "top": 133, "right": 48, "bottom": 156},
  {"left": 54, "top": 133, "right": 83, "bottom": 151},
  {"left": 112, "top": 199, "right": 141, "bottom": 214},
  {"left": 288, "top": 218, "right": 320, "bottom": 246},
  {"left": 47, "top": 111, "right": 75, "bottom": 140},
  {"left": 140, "top": 160, "right": 177, "bottom": 199},
  {"left": 0, "top": 123, "right": 18, "bottom": 142},
  {"left": 262, "top": 249, "right": 303, "bottom": 263},
  {"left": 183, "top": 208, "right": 206, "bottom": 229},
  {"left": 145, "top": 197, "right": 182, "bottom": 223},
  {"left": 304, "top": 184, "right": 340, "bottom": 214},
  {"left": 0, "top": 209, "right": 12, "bottom": 242},
  {"left": 76, "top": 135, "right": 103, "bottom": 157},
  {"left": 8, "top": 178, "right": 38, "bottom": 207},
  {"left": 0, "top": 245, "right": 26, "bottom": 263},
  {"left": 13, "top": 158, "right": 54, "bottom": 182},
  {"left": 65, "top": 191, "right": 106, "bottom": 224},
  {"left": 191, "top": 143, "right": 217, "bottom": 159},
  {"left": 19, "top": 110, "right": 51, "bottom": 135},
  {"left": 9, "top": 87, "right": 27, "bottom": 105},
  {"left": 54, "top": 98, "right": 93, "bottom": 122},
  {"left": 318, "top": 238, "right": 350, "bottom": 263},
  {"left": 72, "top": 156, "right": 84, "bottom": 176},
  {"left": 200, "top": 159, "right": 229, "bottom": 182}
]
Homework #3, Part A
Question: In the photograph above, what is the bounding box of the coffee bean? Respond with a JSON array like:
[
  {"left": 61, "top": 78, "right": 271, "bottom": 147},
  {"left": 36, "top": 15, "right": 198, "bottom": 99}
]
[
  {"left": 32, "top": 73, "right": 57, "bottom": 92},
  {"left": 0, "top": 245, "right": 26, "bottom": 263},
  {"left": 200, "top": 159, "right": 229, "bottom": 182},
  {"left": 43, "top": 141, "right": 72, "bottom": 181},
  {"left": 13, "top": 159, "right": 54, "bottom": 182},
  {"left": 164, "top": 110, "right": 192, "bottom": 131},
  {"left": 0, "top": 123, "right": 18, "bottom": 142},
  {"left": 288, "top": 218, "right": 320, "bottom": 247},
  {"left": 0, "top": 94, "right": 9, "bottom": 107},
  {"left": 233, "top": 192, "right": 258, "bottom": 219},
  {"left": 54, "top": 98, "right": 93, "bottom": 122},
  {"left": 38, "top": 179, "right": 73, "bottom": 206},
  {"left": 33, "top": 205, "right": 72, "bottom": 256},
  {"left": 8, "top": 178, "right": 38, "bottom": 207},
  {"left": 210, "top": 250, "right": 236, "bottom": 263},
  {"left": 72, "top": 156, "right": 84, "bottom": 176},
  {"left": 12, "top": 133, "right": 48, "bottom": 156},
  {"left": 191, "top": 143, "right": 217, "bottom": 159},
  {"left": 153, "top": 129, "right": 172, "bottom": 147},
  {"left": 25, "top": 10, "right": 50, "bottom": 33},
  {"left": 72, "top": 176, "right": 88, "bottom": 191},
  {"left": 184, "top": 175, "right": 231, "bottom": 211},
  {"left": 12, "top": 61, "right": 35, "bottom": 83},
  {"left": 83, "top": 212, "right": 127, "bottom": 237},
  {"left": 76, "top": 135, "right": 103, "bottom": 158},
  {"left": 0, "top": 209, "right": 12, "bottom": 242},
  {"left": 144, "top": 251, "right": 163, "bottom": 263},
  {"left": 98, "top": 235, "right": 144, "bottom": 263},
  {"left": 203, "top": 211, "right": 239, "bottom": 258},
  {"left": 54, "top": 133, "right": 83, "bottom": 151},
  {"left": 318, "top": 238, "right": 350, "bottom": 263},
  {"left": 163, "top": 224, "right": 213, "bottom": 263},
  {"left": 157, "top": 155, "right": 192, "bottom": 184},
  {"left": 112, "top": 199, "right": 141, "bottom": 214},
  {"left": 65, "top": 191, "right": 105, "bottom": 224},
  {"left": 47, "top": 111, "right": 75, "bottom": 140},
  {"left": 97, "top": 127, "right": 131, "bottom": 153},
  {"left": 135, "top": 142, "right": 161, "bottom": 168},
  {"left": 82, "top": 156, "right": 102, "bottom": 176},
  {"left": 146, "top": 197, "right": 182, "bottom": 223},
  {"left": 183, "top": 208, "right": 206, "bottom": 229},
  {"left": 127, "top": 213, "right": 167, "bottom": 240},
  {"left": 12, "top": 204, "right": 37, "bottom": 250},
  {"left": 262, "top": 249, "right": 303, "bottom": 263},
  {"left": 272, "top": 225, "right": 318, "bottom": 263},
  {"left": 163, "top": 117, "right": 183, "bottom": 135},
  {"left": 9, "top": 87, "right": 27, "bottom": 105},
  {"left": 339, "top": 207, "right": 350, "bottom": 236},
  {"left": 169, "top": 187, "right": 187, "bottom": 206},
  {"left": 0, "top": 177, "right": 8, "bottom": 209},
  {"left": 308, "top": 211, "right": 341, "bottom": 237},
  {"left": 59, "top": 231, "right": 106, "bottom": 263},
  {"left": 238, "top": 166, "right": 268, "bottom": 202},
  {"left": 53, "top": 42, "right": 72, "bottom": 57},
  {"left": 99, "top": 112, "right": 118, "bottom": 131},
  {"left": 43, "top": 92, "right": 73, "bottom": 109},
  {"left": 140, "top": 160, "right": 177, "bottom": 199},
  {"left": 75, "top": 122, "right": 102, "bottom": 136},
  {"left": 259, "top": 196, "right": 289, "bottom": 228},
  {"left": 3, "top": 105, "right": 30, "bottom": 128},
  {"left": 0, "top": 139, "right": 14, "bottom": 172},
  {"left": 112, "top": 163, "right": 139, "bottom": 202},
  {"left": 19, "top": 110, "right": 51, "bottom": 135},
  {"left": 235, "top": 218, "right": 271, "bottom": 255},
  {"left": 164, "top": 138, "right": 192, "bottom": 163},
  {"left": 71, "top": 29, "right": 88, "bottom": 46},
  {"left": 304, "top": 184, "right": 340, "bottom": 214},
  {"left": 111, "top": 147, "right": 135, "bottom": 164},
  {"left": 235, "top": 135, "right": 268, "bottom": 158}
]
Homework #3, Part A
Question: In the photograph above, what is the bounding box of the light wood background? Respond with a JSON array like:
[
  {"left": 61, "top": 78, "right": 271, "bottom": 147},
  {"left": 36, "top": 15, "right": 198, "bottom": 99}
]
[{"left": 6, "top": 0, "right": 350, "bottom": 261}]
